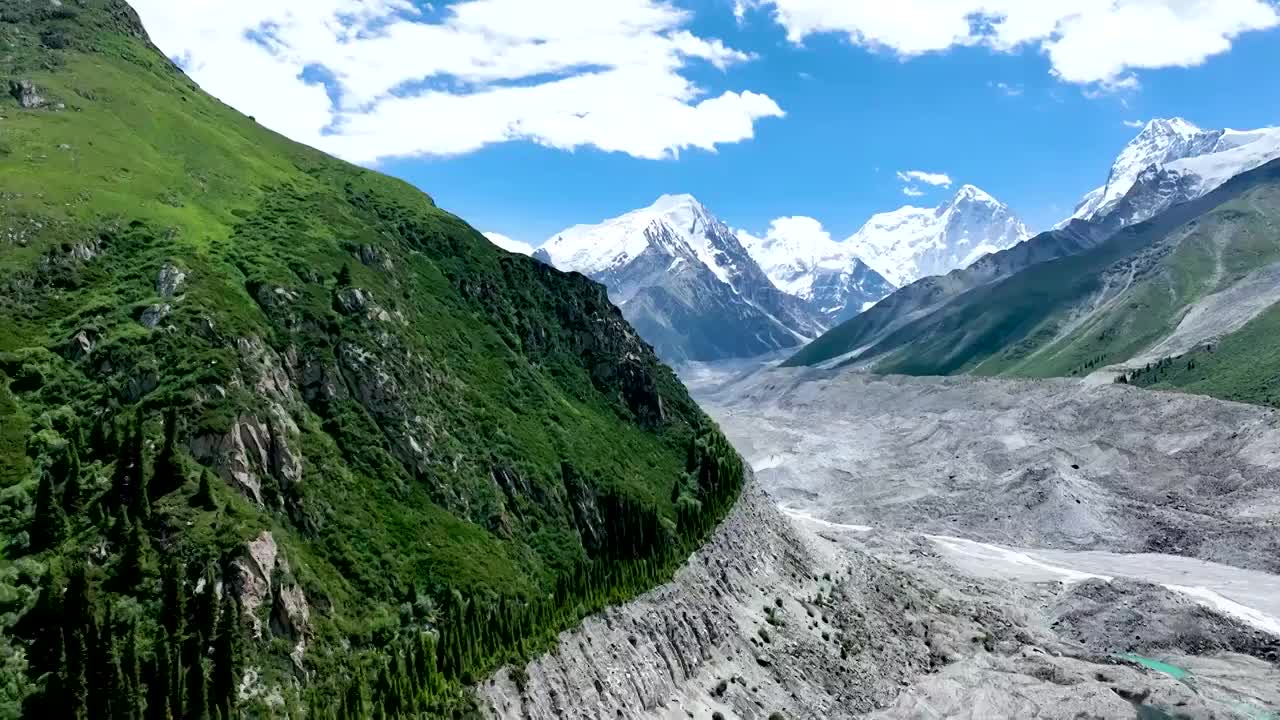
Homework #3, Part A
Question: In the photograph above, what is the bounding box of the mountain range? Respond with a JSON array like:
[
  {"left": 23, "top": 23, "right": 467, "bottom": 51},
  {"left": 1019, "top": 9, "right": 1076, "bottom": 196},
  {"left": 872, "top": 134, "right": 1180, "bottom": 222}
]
[
  {"left": 536, "top": 194, "right": 828, "bottom": 363},
  {"left": 737, "top": 217, "right": 897, "bottom": 325},
  {"left": 528, "top": 186, "right": 1030, "bottom": 363},
  {"left": 789, "top": 118, "right": 1280, "bottom": 411},
  {"left": 1068, "top": 117, "right": 1280, "bottom": 227}
]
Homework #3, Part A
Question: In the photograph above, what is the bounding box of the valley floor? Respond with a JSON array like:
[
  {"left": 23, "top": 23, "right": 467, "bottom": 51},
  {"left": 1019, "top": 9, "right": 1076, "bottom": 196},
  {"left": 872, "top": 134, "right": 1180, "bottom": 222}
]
[{"left": 484, "top": 366, "right": 1280, "bottom": 719}]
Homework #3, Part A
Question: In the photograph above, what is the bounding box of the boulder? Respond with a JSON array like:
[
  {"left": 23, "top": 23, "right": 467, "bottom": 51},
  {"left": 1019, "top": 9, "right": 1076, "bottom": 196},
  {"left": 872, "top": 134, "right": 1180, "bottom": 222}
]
[
  {"left": 66, "top": 330, "right": 96, "bottom": 360},
  {"left": 156, "top": 262, "right": 187, "bottom": 297},
  {"left": 140, "top": 303, "right": 170, "bottom": 328},
  {"left": 9, "top": 80, "right": 46, "bottom": 109}
]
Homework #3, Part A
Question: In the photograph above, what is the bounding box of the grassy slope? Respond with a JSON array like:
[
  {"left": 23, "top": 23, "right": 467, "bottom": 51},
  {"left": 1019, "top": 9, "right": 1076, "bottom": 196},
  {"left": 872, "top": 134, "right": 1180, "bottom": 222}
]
[
  {"left": 0, "top": 2, "right": 736, "bottom": 715},
  {"left": 972, "top": 185, "right": 1280, "bottom": 378},
  {"left": 855, "top": 163, "right": 1280, "bottom": 379},
  {"left": 1128, "top": 302, "right": 1280, "bottom": 407}
]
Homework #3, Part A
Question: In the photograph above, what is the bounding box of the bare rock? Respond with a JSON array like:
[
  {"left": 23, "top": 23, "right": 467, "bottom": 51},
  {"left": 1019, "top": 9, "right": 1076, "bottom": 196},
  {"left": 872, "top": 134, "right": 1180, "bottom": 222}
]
[
  {"left": 273, "top": 583, "right": 312, "bottom": 667},
  {"left": 336, "top": 341, "right": 433, "bottom": 476},
  {"left": 122, "top": 369, "right": 159, "bottom": 403},
  {"left": 9, "top": 80, "right": 46, "bottom": 109},
  {"left": 231, "top": 531, "right": 312, "bottom": 666},
  {"left": 156, "top": 262, "right": 187, "bottom": 298},
  {"left": 335, "top": 286, "right": 391, "bottom": 323},
  {"left": 358, "top": 244, "right": 394, "bottom": 272},
  {"left": 140, "top": 303, "right": 170, "bottom": 328},
  {"left": 232, "top": 530, "right": 279, "bottom": 639},
  {"left": 66, "top": 330, "right": 96, "bottom": 360},
  {"left": 190, "top": 415, "right": 270, "bottom": 505}
]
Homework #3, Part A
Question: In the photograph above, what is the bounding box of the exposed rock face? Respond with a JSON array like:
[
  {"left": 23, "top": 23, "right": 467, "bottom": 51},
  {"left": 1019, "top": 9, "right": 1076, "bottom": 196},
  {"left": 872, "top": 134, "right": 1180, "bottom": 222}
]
[
  {"left": 189, "top": 415, "right": 272, "bottom": 504},
  {"left": 66, "top": 330, "right": 95, "bottom": 360},
  {"left": 334, "top": 286, "right": 391, "bottom": 323},
  {"left": 9, "top": 80, "right": 46, "bottom": 109},
  {"left": 189, "top": 337, "right": 303, "bottom": 506},
  {"left": 231, "top": 531, "right": 312, "bottom": 668},
  {"left": 139, "top": 303, "right": 170, "bottom": 328},
  {"left": 357, "top": 244, "right": 394, "bottom": 272},
  {"left": 234, "top": 530, "right": 279, "bottom": 637},
  {"left": 335, "top": 340, "right": 434, "bottom": 478},
  {"left": 156, "top": 262, "right": 187, "bottom": 297}
]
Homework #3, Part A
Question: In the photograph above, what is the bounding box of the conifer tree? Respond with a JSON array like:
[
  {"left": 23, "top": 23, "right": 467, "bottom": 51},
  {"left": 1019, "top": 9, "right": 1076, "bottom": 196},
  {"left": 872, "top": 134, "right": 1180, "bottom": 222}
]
[
  {"left": 117, "top": 511, "right": 149, "bottom": 590},
  {"left": 147, "top": 638, "right": 174, "bottom": 720},
  {"left": 161, "top": 559, "right": 186, "bottom": 639},
  {"left": 153, "top": 408, "right": 185, "bottom": 498},
  {"left": 62, "top": 439, "right": 83, "bottom": 515},
  {"left": 31, "top": 463, "right": 67, "bottom": 550},
  {"left": 23, "top": 571, "right": 64, "bottom": 680},
  {"left": 211, "top": 591, "right": 240, "bottom": 718},
  {"left": 66, "top": 627, "right": 90, "bottom": 720},
  {"left": 193, "top": 470, "right": 217, "bottom": 511},
  {"left": 121, "top": 621, "right": 144, "bottom": 720},
  {"left": 186, "top": 658, "right": 210, "bottom": 720}
]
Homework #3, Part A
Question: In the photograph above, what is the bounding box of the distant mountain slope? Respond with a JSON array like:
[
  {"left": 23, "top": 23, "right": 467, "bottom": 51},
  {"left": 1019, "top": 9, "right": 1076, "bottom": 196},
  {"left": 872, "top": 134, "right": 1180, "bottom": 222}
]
[
  {"left": 1069, "top": 118, "right": 1280, "bottom": 227},
  {"left": 783, "top": 219, "right": 1113, "bottom": 369},
  {"left": 739, "top": 219, "right": 897, "bottom": 324},
  {"left": 798, "top": 159, "right": 1280, "bottom": 378},
  {"left": 538, "top": 195, "right": 826, "bottom": 363},
  {"left": 847, "top": 185, "right": 1031, "bottom": 286},
  {"left": 0, "top": 3, "right": 746, "bottom": 717}
]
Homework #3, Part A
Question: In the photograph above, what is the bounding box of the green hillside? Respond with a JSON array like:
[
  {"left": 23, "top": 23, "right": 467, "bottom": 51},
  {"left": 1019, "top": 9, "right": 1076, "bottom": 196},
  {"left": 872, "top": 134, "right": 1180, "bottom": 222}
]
[
  {"left": 1122, "top": 303, "right": 1280, "bottom": 408},
  {"left": 970, "top": 182, "right": 1280, "bottom": 379},
  {"left": 0, "top": 2, "right": 743, "bottom": 717}
]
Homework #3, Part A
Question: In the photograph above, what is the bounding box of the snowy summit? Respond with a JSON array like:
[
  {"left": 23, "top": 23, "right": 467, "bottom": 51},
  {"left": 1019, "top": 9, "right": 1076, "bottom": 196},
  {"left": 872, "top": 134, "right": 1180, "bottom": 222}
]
[
  {"left": 846, "top": 185, "right": 1031, "bottom": 287},
  {"left": 1068, "top": 118, "right": 1280, "bottom": 226}
]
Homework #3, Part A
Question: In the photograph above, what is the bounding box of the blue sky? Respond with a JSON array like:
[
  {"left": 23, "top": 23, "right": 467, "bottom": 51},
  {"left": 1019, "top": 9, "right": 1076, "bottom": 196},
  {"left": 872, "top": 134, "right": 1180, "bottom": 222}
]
[{"left": 134, "top": 0, "right": 1280, "bottom": 241}]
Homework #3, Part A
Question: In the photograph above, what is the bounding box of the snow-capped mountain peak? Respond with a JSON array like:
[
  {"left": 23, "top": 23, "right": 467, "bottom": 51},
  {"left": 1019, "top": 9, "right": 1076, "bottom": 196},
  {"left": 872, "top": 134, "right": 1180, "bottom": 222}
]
[
  {"left": 540, "top": 193, "right": 743, "bottom": 285},
  {"left": 846, "top": 185, "right": 1030, "bottom": 287},
  {"left": 537, "top": 195, "right": 828, "bottom": 362},
  {"left": 948, "top": 183, "right": 999, "bottom": 208},
  {"left": 1069, "top": 118, "right": 1280, "bottom": 225},
  {"left": 738, "top": 217, "right": 897, "bottom": 322}
]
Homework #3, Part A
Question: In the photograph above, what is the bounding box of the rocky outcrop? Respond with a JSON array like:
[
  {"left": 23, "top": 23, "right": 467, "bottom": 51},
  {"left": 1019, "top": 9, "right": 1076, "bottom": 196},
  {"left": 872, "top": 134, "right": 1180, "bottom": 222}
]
[
  {"left": 139, "top": 303, "right": 170, "bottom": 328},
  {"left": 335, "top": 341, "right": 434, "bottom": 478},
  {"left": 66, "top": 330, "right": 96, "bottom": 360},
  {"left": 231, "top": 531, "right": 312, "bottom": 668},
  {"left": 334, "top": 286, "right": 391, "bottom": 323},
  {"left": 190, "top": 415, "right": 273, "bottom": 505},
  {"left": 357, "top": 244, "right": 394, "bottom": 273},
  {"left": 156, "top": 262, "right": 187, "bottom": 297},
  {"left": 9, "top": 80, "right": 46, "bottom": 109},
  {"left": 189, "top": 337, "right": 304, "bottom": 507}
]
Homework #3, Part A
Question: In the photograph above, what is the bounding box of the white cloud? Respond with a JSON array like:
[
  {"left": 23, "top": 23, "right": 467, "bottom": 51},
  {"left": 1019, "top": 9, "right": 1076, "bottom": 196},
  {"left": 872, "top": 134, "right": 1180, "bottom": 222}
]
[
  {"left": 902, "top": 186, "right": 925, "bottom": 197},
  {"left": 483, "top": 232, "right": 535, "bottom": 255},
  {"left": 896, "top": 170, "right": 953, "bottom": 187},
  {"left": 1123, "top": 119, "right": 1147, "bottom": 129},
  {"left": 990, "top": 81, "right": 1023, "bottom": 96},
  {"left": 131, "top": 0, "right": 783, "bottom": 164},
  {"left": 741, "top": 0, "right": 1280, "bottom": 89}
]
